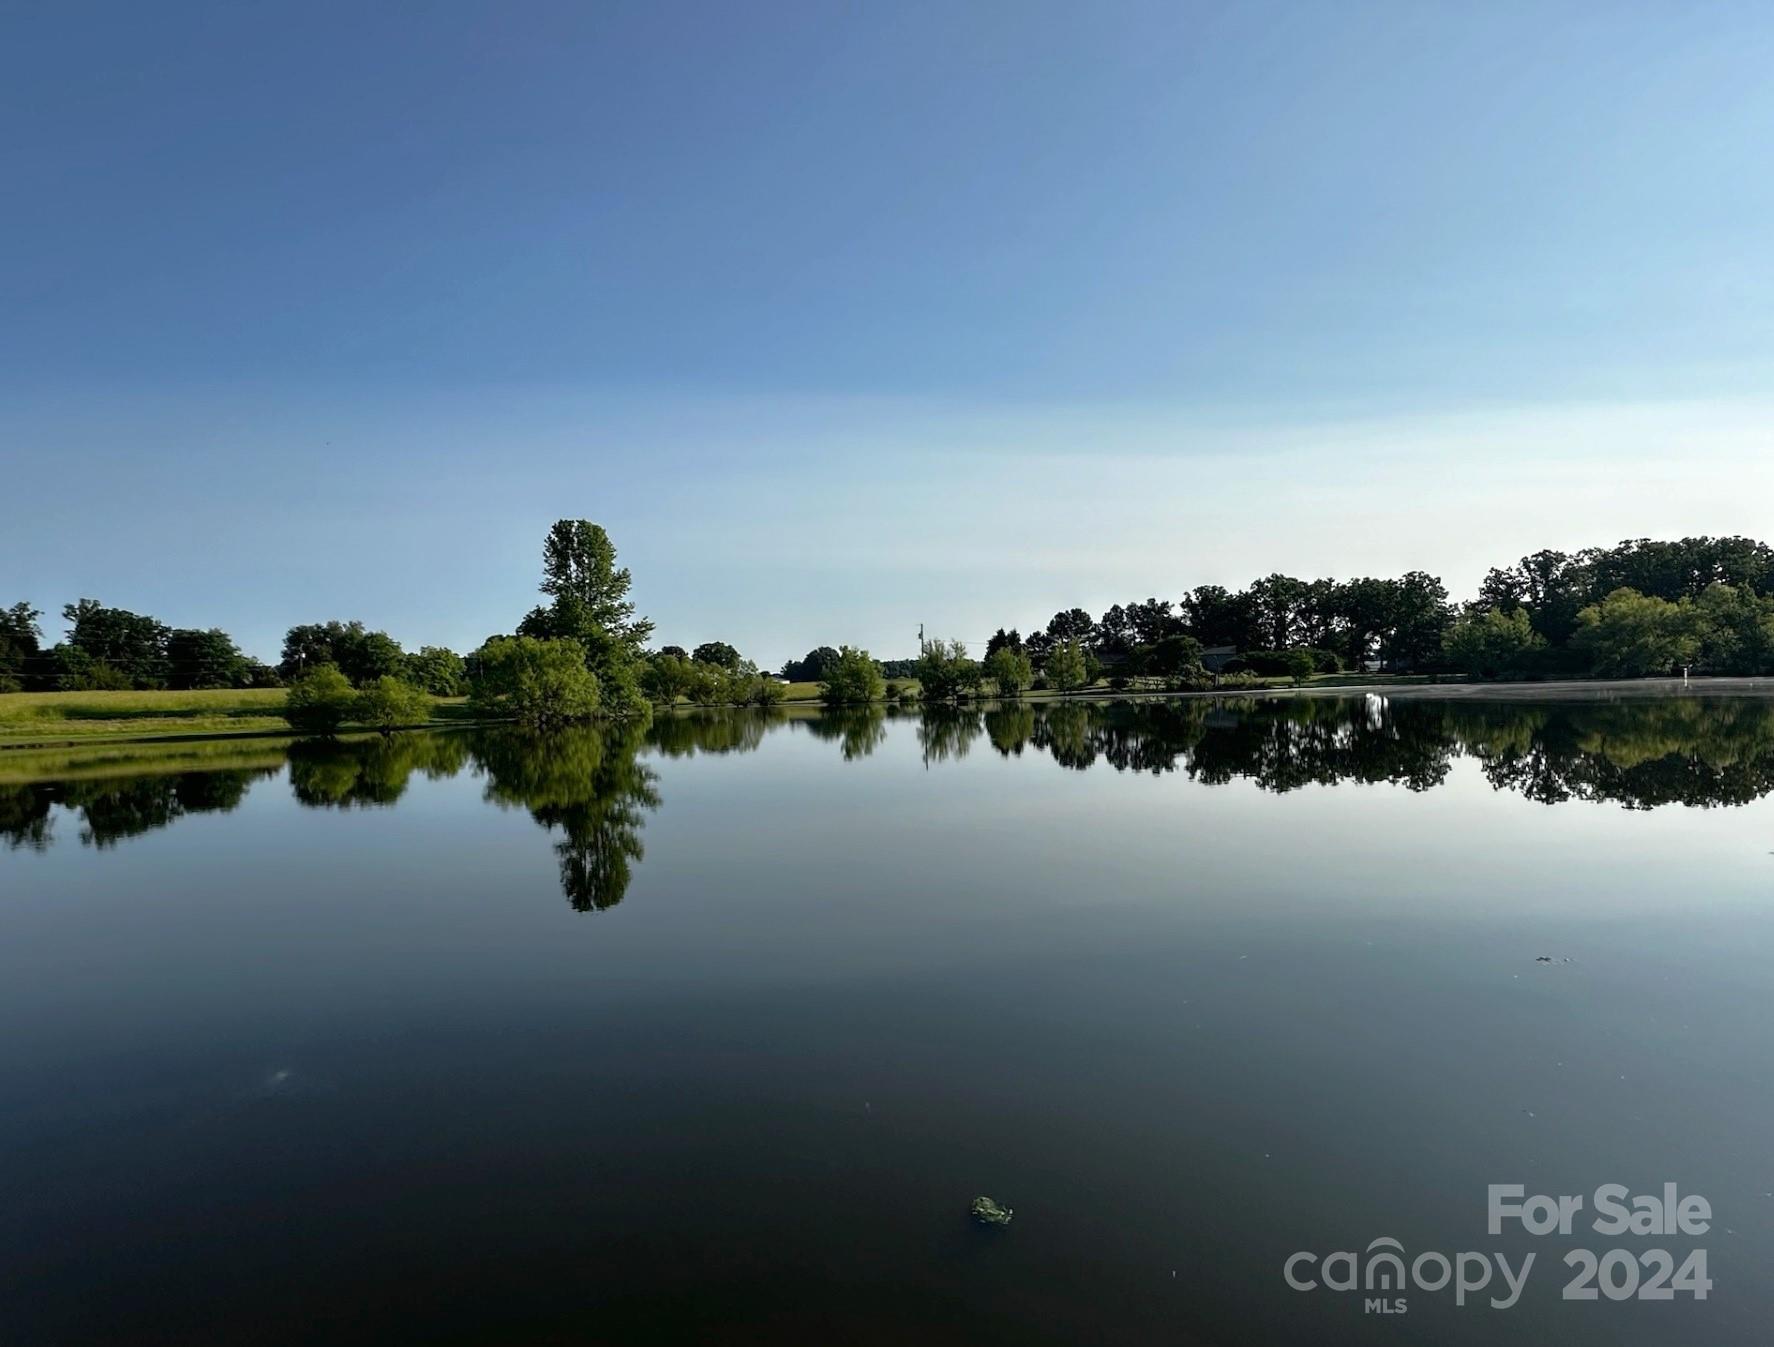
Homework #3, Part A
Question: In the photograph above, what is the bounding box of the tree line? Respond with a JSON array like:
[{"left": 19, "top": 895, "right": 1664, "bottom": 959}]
[
  {"left": 778, "top": 534, "right": 1774, "bottom": 697},
  {"left": 0, "top": 601, "right": 471, "bottom": 698},
  {"left": 8, "top": 533, "right": 1774, "bottom": 713}
]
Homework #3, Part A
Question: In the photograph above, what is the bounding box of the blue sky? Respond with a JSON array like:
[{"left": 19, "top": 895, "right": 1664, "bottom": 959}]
[{"left": 6, "top": 1, "right": 1773, "bottom": 667}]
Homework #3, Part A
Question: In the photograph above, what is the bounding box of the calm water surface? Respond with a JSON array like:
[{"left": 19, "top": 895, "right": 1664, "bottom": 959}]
[{"left": 3, "top": 694, "right": 1772, "bottom": 1344}]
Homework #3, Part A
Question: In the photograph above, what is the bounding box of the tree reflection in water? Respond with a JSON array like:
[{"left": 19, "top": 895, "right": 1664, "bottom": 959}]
[
  {"left": 289, "top": 732, "right": 473, "bottom": 808},
  {"left": 1, "top": 764, "right": 280, "bottom": 851},
  {"left": 800, "top": 706, "right": 888, "bottom": 762},
  {"left": 11, "top": 697, "right": 1774, "bottom": 900},
  {"left": 472, "top": 723, "right": 660, "bottom": 913}
]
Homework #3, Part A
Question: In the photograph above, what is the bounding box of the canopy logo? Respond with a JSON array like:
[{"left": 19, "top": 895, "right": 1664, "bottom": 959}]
[
  {"left": 1283, "top": 1184, "right": 1713, "bottom": 1315},
  {"left": 1284, "top": 1239, "right": 1532, "bottom": 1312}
]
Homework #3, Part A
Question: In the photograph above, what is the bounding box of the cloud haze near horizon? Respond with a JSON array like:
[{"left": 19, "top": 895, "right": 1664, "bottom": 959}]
[{"left": 8, "top": 388, "right": 1771, "bottom": 668}]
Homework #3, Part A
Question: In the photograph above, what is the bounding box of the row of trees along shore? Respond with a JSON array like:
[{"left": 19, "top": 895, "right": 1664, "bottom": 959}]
[
  {"left": 780, "top": 536, "right": 1774, "bottom": 697},
  {"left": 5, "top": 532, "right": 1774, "bottom": 726}
]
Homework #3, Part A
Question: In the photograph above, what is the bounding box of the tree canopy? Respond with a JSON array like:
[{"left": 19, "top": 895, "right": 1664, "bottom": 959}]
[
  {"left": 781, "top": 646, "right": 840, "bottom": 681},
  {"left": 983, "top": 646, "right": 1033, "bottom": 698},
  {"left": 692, "top": 641, "right": 742, "bottom": 669},
  {"left": 283, "top": 665, "right": 358, "bottom": 735},
  {"left": 820, "top": 646, "right": 885, "bottom": 703},
  {"left": 280, "top": 620, "right": 406, "bottom": 685},
  {"left": 516, "top": 520, "right": 652, "bottom": 715},
  {"left": 468, "top": 636, "right": 603, "bottom": 726},
  {"left": 1044, "top": 638, "right": 1088, "bottom": 692},
  {"left": 915, "top": 638, "right": 980, "bottom": 702}
]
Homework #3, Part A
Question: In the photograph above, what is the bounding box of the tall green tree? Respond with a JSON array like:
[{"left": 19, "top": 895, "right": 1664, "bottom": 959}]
[
  {"left": 1479, "top": 548, "right": 1586, "bottom": 645},
  {"left": 983, "top": 646, "right": 1033, "bottom": 698},
  {"left": 692, "top": 641, "right": 742, "bottom": 669},
  {"left": 1247, "top": 574, "right": 1310, "bottom": 650},
  {"left": 279, "top": 620, "right": 405, "bottom": 685},
  {"left": 1327, "top": 579, "right": 1393, "bottom": 669},
  {"left": 1127, "top": 598, "right": 1181, "bottom": 646},
  {"left": 1045, "top": 638, "right": 1089, "bottom": 692},
  {"left": 525, "top": 519, "right": 654, "bottom": 644},
  {"left": 781, "top": 646, "right": 840, "bottom": 681},
  {"left": 1182, "top": 585, "right": 1257, "bottom": 649},
  {"left": 166, "top": 628, "right": 248, "bottom": 689},
  {"left": 1045, "top": 608, "right": 1096, "bottom": 644},
  {"left": 1092, "top": 605, "right": 1134, "bottom": 657},
  {"left": 63, "top": 599, "right": 171, "bottom": 688},
  {"left": 0, "top": 602, "right": 42, "bottom": 691},
  {"left": 983, "top": 628, "right": 1024, "bottom": 660},
  {"left": 517, "top": 520, "right": 653, "bottom": 715},
  {"left": 1444, "top": 607, "right": 1546, "bottom": 679},
  {"left": 1380, "top": 570, "right": 1452, "bottom": 669}
]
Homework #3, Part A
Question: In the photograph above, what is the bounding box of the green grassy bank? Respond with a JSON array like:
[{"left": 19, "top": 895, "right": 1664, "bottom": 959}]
[
  {"left": 0, "top": 688, "right": 472, "bottom": 747},
  {"left": 0, "top": 673, "right": 1444, "bottom": 751}
]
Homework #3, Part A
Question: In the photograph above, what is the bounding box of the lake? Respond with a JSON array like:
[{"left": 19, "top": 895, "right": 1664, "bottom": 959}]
[{"left": 3, "top": 692, "right": 1771, "bottom": 1345}]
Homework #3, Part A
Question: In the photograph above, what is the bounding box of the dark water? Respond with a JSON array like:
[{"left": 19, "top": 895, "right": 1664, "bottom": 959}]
[{"left": 3, "top": 694, "right": 1773, "bottom": 1345}]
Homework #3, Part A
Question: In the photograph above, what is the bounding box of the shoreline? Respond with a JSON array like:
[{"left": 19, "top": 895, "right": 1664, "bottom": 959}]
[{"left": 6, "top": 675, "right": 1774, "bottom": 754}]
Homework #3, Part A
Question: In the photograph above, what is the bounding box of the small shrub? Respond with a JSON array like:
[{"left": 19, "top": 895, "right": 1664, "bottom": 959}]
[
  {"left": 914, "top": 638, "right": 979, "bottom": 702},
  {"left": 284, "top": 665, "right": 358, "bottom": 735},
  {"left": 352, "top": 676, "right": 431, "bottom": 734},
  {"left": 74, "top": 660, "right": 133, "bottom": 691}
]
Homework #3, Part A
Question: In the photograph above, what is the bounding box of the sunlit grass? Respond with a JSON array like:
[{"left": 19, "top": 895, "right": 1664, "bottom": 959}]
[{"left": 0, "top": 688, "right": 473, "bottom": 744}]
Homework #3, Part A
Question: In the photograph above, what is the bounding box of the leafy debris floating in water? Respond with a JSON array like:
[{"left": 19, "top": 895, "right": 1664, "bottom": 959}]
[{"left": 971, "top": 1195, "right": 1013, "bottom": 1227}]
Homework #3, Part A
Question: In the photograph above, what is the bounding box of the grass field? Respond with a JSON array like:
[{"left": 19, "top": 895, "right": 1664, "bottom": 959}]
[
  {"left": 0, "top": 688, "right": 472, "bottom": 746},
  {"left": 0, "top": 688, "right": 293, "bottom": 741}
]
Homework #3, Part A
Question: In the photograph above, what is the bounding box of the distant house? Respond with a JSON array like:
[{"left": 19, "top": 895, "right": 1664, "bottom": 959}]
[{"left": 1201, "top": 645, "right": 1240, "bottom": 673}]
